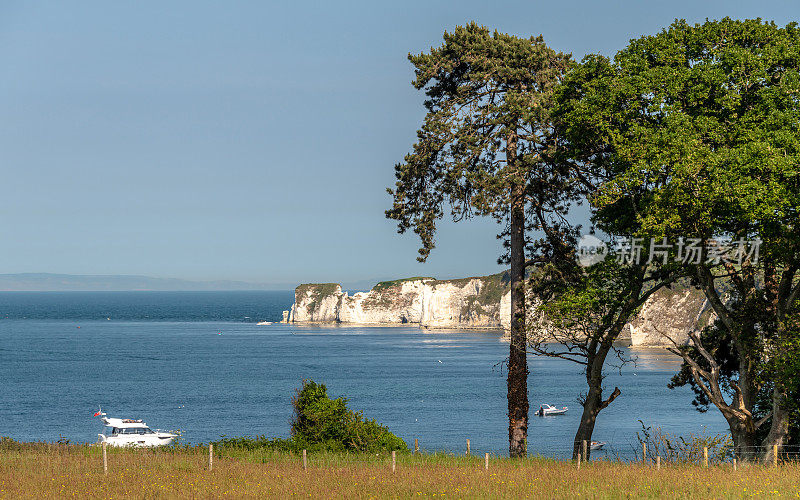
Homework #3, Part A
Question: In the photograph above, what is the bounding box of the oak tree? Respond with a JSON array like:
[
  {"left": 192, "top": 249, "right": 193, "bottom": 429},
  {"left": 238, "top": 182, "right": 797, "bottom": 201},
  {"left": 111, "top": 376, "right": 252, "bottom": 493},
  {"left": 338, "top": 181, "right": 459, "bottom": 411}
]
[{"left": 559, "top": 18, "right": 800, "bottom": 461}]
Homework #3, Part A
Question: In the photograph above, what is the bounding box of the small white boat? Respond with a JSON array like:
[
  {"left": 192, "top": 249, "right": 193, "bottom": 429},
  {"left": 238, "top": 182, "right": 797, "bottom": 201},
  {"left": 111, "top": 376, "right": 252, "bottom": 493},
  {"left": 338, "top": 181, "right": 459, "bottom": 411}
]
[
  {"left": 537, "top": 403, "right": 568, "bottom": 416},
  {"left": 590, "top": 440, "right": 607, "bottom": 450},
  {"left": 589, "top": 441, "right": 608, "bottom": 451},
  {"left": 95, "top": 409, "right": 177, "bottom": 447},
  {"left": 256, "top": 321, "right": 272, "bottom": 325}
]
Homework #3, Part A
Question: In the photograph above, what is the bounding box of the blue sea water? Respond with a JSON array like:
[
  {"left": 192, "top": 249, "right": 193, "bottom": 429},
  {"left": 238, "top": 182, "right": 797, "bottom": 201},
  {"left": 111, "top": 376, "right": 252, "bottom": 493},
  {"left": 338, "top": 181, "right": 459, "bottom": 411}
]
[{"left": 0, "top": 291, "right": 726, "bottom": 458}]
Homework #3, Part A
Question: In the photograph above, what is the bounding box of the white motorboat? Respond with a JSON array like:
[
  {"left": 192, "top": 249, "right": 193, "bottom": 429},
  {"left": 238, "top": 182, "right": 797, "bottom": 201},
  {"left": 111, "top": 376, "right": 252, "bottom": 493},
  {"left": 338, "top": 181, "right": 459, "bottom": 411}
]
[
  {"left": 256, "top": 321, "right": 272, "bottom": 325},
  {"left": 537, "top": 403, "right": 568, "bottom": 416},
  {"left": 590, "top": 440, "right": 607, "bottom": 450},
  {"left": 95, "top": 409, "right": 177, "bottom": 447}
]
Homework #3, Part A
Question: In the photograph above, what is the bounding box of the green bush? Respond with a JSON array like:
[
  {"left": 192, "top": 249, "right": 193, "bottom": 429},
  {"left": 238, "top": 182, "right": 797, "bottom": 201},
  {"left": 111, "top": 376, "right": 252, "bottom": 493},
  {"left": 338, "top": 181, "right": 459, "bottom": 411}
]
[
  {"left": 290, "top": 380, "right": 407, "bottom": 452},
  {"left": 213, "top": 380, "right": 407, "bottom": 454},
  {"left": 636, "top": 421, "right": 734, "bottom": 464}
]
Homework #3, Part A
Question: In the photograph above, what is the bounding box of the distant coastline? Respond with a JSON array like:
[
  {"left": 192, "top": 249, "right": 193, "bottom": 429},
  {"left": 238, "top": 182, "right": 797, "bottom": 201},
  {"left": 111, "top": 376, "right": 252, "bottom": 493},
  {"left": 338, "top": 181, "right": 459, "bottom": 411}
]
[
  {"left": 0, "top": 273, "right": 288, "bottom": 292},
  {"left": 0, "top": 273, "right": 391, "bottom": 292}
]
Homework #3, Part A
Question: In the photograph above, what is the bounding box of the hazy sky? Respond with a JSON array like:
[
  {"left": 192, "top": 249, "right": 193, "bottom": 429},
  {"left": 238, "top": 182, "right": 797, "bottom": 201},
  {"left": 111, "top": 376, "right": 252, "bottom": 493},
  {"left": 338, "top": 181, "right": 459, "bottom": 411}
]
[{"left": 1, "top": 1, "right": 796, "bottom": 286}]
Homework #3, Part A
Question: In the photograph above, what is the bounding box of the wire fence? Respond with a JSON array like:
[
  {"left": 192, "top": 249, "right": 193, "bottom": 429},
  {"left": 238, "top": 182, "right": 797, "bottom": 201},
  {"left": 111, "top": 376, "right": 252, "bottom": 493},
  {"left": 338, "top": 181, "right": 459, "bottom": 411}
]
[
  {"left": 206, "top": 438, "right": 800, "bottom": 467},
  {"left": 4, "top": 436, "right": 800, "bottom": 476}
]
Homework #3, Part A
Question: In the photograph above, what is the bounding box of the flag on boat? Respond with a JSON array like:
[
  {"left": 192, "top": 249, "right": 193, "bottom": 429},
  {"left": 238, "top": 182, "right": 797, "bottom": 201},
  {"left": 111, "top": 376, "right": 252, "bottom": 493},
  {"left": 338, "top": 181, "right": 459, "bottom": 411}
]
[{"left": 93, "top": 411, "right": 101, "bottom": 416}]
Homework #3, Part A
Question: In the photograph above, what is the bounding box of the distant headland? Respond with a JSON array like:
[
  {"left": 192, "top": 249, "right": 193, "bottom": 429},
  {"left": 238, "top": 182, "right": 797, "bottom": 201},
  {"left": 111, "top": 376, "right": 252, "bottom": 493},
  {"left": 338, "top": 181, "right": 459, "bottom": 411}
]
[{"left": 283, "top": 273, "right": 712, "bottom": 347}]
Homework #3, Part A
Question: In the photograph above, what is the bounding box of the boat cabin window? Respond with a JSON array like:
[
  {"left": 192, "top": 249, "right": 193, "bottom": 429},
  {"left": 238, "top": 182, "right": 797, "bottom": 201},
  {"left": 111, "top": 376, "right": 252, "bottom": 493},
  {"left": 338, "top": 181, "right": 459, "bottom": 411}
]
[
  {"left": 123, "top": 427, "right": 152, "bottom": 434},
  {"left": 107, "top": 426, "right": 154, "bottom": 435}
]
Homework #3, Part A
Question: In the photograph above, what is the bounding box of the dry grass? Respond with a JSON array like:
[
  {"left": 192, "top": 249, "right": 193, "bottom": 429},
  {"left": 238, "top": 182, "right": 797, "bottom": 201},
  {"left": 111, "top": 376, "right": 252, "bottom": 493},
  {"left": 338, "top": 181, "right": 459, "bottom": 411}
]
[{"left": 1, "top": 444, "right": 800, "bottom": 499}]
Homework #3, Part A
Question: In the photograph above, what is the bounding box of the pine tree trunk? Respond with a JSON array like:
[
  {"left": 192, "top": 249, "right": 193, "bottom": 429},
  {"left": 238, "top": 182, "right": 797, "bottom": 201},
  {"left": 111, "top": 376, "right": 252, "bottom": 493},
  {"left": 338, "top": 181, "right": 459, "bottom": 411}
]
[{"left": 507, "top": 179, "right": 528, "bottom": 458}]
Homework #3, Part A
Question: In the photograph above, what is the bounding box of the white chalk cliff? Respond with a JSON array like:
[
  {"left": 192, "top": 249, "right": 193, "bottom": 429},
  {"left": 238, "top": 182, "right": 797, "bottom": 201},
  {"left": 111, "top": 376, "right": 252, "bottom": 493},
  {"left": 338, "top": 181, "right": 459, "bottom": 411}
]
[
  {"left": 285, "top": 275, "right": 712, "bottom": 347},
  {"left": 289, "top": 275, "right": 510, "bottom": 329}
]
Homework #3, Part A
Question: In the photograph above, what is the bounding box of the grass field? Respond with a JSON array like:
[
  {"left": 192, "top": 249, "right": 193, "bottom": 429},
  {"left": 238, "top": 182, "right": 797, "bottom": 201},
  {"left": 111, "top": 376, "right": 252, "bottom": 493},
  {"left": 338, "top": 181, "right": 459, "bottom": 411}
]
[{"left": 2, "top": 443, "right": 799, "bottom": 498}]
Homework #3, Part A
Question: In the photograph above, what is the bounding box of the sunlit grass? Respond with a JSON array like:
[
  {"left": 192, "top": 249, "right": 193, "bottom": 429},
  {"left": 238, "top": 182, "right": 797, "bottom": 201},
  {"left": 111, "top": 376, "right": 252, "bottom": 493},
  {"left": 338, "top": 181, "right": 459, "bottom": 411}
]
[{"left": 2, "top": 442, "right": 799, "bottom": 498}]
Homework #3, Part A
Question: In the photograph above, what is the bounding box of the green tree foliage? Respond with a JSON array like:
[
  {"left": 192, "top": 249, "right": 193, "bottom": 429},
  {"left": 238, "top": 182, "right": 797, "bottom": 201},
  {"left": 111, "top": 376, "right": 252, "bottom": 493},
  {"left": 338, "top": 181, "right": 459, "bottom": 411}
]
[
  {"left": 289, "top": 380, "right": 407, "bottom": 453},
  {"left": 558, "top": 17, "right": 800, "bottom": 461},
  {"left": 387, "top": 22, "right": 572, "bottom": 458},
  {"left": 775, "top": 314, "right": 800, "bottom": 446},
  {"left": 214, "top": 380, "right": 407, "bottom": 453},
  {"left": 529, "top": 242, "right": 677, "bottom": 459}
]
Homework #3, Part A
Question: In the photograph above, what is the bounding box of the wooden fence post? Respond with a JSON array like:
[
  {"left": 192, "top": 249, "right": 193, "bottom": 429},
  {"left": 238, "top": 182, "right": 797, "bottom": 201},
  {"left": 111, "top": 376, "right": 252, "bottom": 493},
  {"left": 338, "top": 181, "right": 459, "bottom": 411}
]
[
  {"left": 703, "top": 447, "right": 708, "bottom": 467},
  {"left": 302, "top": 449, "right": 307, "bottom": 471},
  {"left": 484, "top": 452, "right": 489, "bottom": 471},
  {"left": 642, "top": 443, "right": 646, "bottom": 464},
  {"left": 577, "top": 452, "right": 581, "bottom": 470},
  {"left": 414, "top": 438, "right": 419, "bottom": 454},
  {"left": 466, "top": 439, "right": 470, "bottom": 456},
  {"left": 582, "top": 440, "right": 587, "bottom": 462},
  {"left": 102, "top": 442, "right": 107, "bottom": 475},
  {"left": 656, "top": 455, "right": 661, "bottom": 470},
  {"left": 392, "top": 450, "right": 396, "bottom": 473},
  {"left": 774, "top": 445, "right": 779, "bottom": 467},
  {"left": 208, "top": 444, "right": 213, "bottom": 471},
  {"left": 733, "top": 458, "right": 737, "bottom": 471}
]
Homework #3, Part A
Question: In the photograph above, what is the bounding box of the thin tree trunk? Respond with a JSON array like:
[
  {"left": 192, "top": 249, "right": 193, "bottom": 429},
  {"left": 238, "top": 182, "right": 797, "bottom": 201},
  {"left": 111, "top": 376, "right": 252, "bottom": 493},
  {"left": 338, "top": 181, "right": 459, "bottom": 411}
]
[
  {"left": 571, "top": 350, "right": 619, "bottom": 460},
  {"left": 508, "top": 172, "right": 528, "bottom": 458},
  {"left": 572, "top": 388, "right": 601, "bottom": 460},
  {"left": 691, "top": 269, "right": 763, "bottom": 462}
]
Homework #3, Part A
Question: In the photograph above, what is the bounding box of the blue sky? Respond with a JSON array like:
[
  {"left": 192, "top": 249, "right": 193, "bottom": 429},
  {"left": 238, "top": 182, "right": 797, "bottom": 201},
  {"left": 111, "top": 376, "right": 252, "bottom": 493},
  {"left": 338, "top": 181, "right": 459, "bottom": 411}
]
[{"left": 1, "top": 1, "right": 796, "bottom": 286}]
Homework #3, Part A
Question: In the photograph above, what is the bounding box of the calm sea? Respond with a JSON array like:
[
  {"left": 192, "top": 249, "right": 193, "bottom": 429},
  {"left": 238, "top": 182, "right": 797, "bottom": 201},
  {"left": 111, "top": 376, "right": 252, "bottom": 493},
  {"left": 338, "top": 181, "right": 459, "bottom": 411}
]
[{"left": 0, "top": 291, "right": 725, "bottom": 458}]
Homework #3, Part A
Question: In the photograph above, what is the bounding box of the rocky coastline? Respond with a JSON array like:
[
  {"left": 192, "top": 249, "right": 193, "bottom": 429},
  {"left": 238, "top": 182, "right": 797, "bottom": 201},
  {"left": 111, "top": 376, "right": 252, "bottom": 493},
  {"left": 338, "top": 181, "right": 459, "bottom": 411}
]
[{"left": 282, "top": 273, "right": 712, "bottom": 347}]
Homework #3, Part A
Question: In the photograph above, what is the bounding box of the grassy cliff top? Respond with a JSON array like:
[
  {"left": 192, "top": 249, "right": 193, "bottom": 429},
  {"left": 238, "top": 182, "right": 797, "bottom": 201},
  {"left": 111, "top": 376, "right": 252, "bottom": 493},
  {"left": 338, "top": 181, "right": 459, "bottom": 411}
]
[
  {"left": 295, "top": 284, "right": 342, "bottom": 310},
  {"left": 435, "top": 272, "right": 510, "bottom": 309},
  {"left": 296, "top": 283, "right": 341, "bottom": 295},
  {"left": 370, "top": 272, "right": 511, "bottom": 292},
  {"left": 371, "top": 277, "right": 435, "bottom": 292},
  {"left": 432, "top": 271, "right": 509, "bottom": 288}
]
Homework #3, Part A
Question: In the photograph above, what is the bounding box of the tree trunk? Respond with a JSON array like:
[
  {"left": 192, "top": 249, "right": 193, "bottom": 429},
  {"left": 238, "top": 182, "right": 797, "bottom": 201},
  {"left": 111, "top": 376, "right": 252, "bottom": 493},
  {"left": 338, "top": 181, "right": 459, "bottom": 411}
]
[
  {"left": 572, "top": 387, "right": 601, "bottom": 460},
  {"left": 733, "top": 353, "right": 759, "bottom": 461},
  {"left": 737, "top": 355, "right": 757, "bottom": 420},
  {"left": 571, "top": 350, "right": 619, "bottom": 460},
  {"left": 763, "top": 385, "right": 789, "bottom": 463},
  {"left": 692, "top": 270, "right": 763, "bottom": 462},
  {"left": 508, "top": 178, "right": 528, "bottom": 458},
  {"left": 730, "top": 423, "right": 757, "bottom": 462}
]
